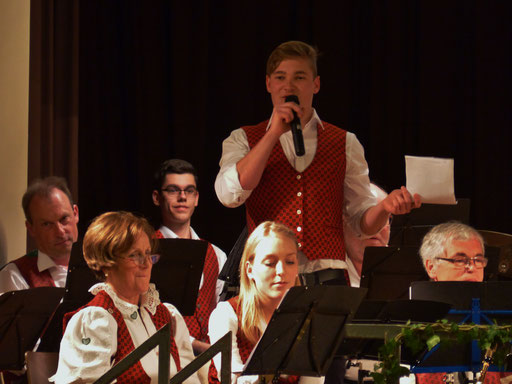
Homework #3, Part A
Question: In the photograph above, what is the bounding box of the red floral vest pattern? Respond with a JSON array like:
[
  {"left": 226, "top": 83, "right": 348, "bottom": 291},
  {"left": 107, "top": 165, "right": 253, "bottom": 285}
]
[
  {"left": 12, "top": 250, "right": 55, "bottom": 288},
  {"left": 208, "top": 297, "right": 299, "bottom": 384},
  {"left": 243, "top": 120, "right": 347, "bottom": 261},
  {"left": 63, "top": 290, "right": 181, "bottom": 383},
  {"left": 154, "top": 229, "right": 220, "bottom": 342},
  {"left": 416, "top": 371, "right": 511, "bottom": 384}
]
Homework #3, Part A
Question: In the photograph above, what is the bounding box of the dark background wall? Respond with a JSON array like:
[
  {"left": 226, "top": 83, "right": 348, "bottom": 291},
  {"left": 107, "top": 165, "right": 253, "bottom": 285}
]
[{"left": 77, "top": 1, "right": 512, "bottom": 254}]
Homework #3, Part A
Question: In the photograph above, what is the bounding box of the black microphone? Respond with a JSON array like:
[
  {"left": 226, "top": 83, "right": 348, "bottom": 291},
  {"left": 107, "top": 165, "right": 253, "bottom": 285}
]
[{"left": 285, "top": 95, "right": 305, "bottom": 157}]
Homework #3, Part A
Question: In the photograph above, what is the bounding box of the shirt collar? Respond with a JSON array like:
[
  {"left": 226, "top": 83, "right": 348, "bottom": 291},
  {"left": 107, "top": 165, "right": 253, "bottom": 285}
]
[
  {"left": 90, "top": 282, "right": 161, "bottom": 316},
  {"left": 266, "top": 108, "right": 324, "bottom": 132},
  {"left": 37, "top": 250, "right": 59, "bottom": 272},
  {"left": 159, "top": 225, "right": 199, "bottom": 240}
]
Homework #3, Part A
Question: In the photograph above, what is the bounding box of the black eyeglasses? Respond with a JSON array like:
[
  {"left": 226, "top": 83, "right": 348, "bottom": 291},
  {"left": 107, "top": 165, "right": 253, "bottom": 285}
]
[
  {"left": 161, "top": 186, "right": 197, "bottom": 198},
  {"left": 125, "top": 253, "right": 161, "bottom": 266},
  {"left": 435, "top": 256, "right": 488, "bottom": 269}
]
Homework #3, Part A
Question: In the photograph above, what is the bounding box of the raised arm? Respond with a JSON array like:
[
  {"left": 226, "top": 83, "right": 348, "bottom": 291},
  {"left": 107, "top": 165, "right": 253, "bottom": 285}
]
[
  {"left": 236, "top": 103, "right": 301, "bottom": 190},
  {"left": 360, "top": 186, "right": 421, "bottom": 236}
]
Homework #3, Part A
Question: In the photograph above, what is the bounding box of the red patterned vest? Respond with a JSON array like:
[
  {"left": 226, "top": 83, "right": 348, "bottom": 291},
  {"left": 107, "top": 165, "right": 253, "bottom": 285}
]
[
  {"left": 183, "top": 243, "right": 219, "bottom": 342},
  {"left": 208, "top": 297, "right": 299, "bottom": 384},
  {"left": 63, "top": 290, "right": 181, "bottom": 383},
  {"left": 12, "top": 250, "right": 55, "bottom": 288},
  {"left": 243, "top": 121, "right": 347, "bottom": 261},
  {"left": 154, "top": 229, "right": 220, "bottom": 342},
  {"left": 416, "top": 371, "right": 511, "bottom": 384}
]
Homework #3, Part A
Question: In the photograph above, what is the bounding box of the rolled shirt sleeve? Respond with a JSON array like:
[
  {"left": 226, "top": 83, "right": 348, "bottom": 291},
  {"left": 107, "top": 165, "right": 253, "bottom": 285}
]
[{"left": 215, "top": 128, "right": 253, "bottom": 208}]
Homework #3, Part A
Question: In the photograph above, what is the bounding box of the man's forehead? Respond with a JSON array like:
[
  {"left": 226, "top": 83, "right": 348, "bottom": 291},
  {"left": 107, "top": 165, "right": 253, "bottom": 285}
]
[
  {"left": 446, "top": 237, "right": 484, "bottom": 256},
  {"left": 162, "top": 173, "right": 197, "bottom": 186},
  {"left": 30, "top": 190, "right": 74, "bottom": 222},
  {"left": 271, "top": 58, "right": 315, "bottom": 75}
]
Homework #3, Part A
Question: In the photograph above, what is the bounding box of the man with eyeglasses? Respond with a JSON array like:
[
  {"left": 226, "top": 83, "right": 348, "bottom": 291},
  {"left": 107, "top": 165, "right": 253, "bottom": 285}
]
[
  {"left": 416, "top": 227, "right": 511, "bottom": 383},
  {"left": 420, "top": 222, "right": 486, "bottom": 283},
  {"left": 151, "top": 159, "right": 227, "bottom": 360}
]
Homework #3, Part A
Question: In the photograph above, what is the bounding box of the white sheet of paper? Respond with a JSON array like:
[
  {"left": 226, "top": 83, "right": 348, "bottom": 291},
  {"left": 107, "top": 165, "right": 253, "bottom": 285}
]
[{"left": 405, "top": 155, "right": 456, "bottom": 204}]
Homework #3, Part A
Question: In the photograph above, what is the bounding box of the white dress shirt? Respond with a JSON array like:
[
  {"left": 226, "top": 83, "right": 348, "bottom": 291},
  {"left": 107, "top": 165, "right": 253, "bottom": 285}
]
[
  {"left": 50, "top": 283, "right": 200, "bottom": 384},
  {"left": 208, "top": 301, "right": 324, "bottom": 384},
  {"left": 214, "top": 110, "right": 377, "bottom": 273},
  {"left": 0, "top": 251, "right": 68, "bottom": 294},
  {"left": 345, "top": 257, "right": 361, "bottom": 288}
]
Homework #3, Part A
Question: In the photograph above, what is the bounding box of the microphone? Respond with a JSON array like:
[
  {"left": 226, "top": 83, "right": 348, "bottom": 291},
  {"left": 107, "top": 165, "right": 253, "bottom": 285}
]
[{"left": 285, "top": 95, "right": 305, "bottom": 157}]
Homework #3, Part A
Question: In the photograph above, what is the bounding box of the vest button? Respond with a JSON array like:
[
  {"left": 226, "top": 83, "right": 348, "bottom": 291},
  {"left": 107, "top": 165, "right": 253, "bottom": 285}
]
[
  {"left": 298, "top": 242, "right": 302, "bottom": 248},
  {"left": 297, "top": 192, "right": 302, "bottom": 197},
  {"left": 297, "top": 226, "right": 302, "bottom": 232},
  {"left": 297, "top": 210, "right": 302, "bottom": 215},
  {"left": 296, "top": 174, "right": 301, "bottom": 180}
]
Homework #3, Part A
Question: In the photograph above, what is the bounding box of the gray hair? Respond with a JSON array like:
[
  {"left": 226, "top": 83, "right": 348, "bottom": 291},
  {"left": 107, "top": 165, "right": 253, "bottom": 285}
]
[{"left": 419, "top": 222, "right": 484, "bottom": 272}]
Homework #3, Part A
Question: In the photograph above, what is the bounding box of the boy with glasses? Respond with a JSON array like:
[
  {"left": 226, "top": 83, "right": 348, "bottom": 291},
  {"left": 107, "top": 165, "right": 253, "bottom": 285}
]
[{"left": 152, "top": 159, "right": 227, "bottom": 358}]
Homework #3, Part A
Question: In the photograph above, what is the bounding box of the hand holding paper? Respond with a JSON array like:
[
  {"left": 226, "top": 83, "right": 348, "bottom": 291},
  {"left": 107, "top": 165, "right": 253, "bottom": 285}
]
[{"left": 405, "top": 155, "right": 457, "bottom": 204}]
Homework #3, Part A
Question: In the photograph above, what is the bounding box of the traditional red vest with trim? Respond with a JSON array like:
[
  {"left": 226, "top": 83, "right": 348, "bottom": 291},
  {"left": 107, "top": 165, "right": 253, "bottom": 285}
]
[
  {"left": 243, "top": 120, "right": 347, "bottom": 261},
  {"left": 183, "top": 242, "right": 219, "bottom": 342},
  {"left": 12, "top": 250, "right": 55, "bottom": 288},
  {"left": 63, "top": 290, "right": 181, "bottom": 383},
  {"left": 208, "top": 297, "right": 299, "bottom": 384},
  {"left": 154, "top": 228, "right": 219, "bottom": 342}
]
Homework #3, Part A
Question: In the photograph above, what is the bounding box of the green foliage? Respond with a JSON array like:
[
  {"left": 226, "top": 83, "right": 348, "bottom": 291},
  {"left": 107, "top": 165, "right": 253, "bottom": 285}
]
[{"left": 370, "top": 320, "right": 512, "bottom": 384}]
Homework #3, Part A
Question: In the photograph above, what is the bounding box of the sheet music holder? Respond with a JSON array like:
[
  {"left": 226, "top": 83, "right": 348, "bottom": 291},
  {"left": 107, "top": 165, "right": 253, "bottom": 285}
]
[
  {"left": 410, "top": 281, "right": 512, "bottom": 312},
  {"left": 389, "top": 199, "right": 470, "bottom": 247},
  {"left": 38, "top": 238, "right": 207, "bottom": 352},
  {"left": 410, "top": 281, "right": 512, "bottom": 371},
  {"left": 360, "top": 246, "right": 429, "bottom": 300},
  {"left": 243, "top": 285, "right": 367, "bottom": 378},
  {"left": 218, "top": 226, "right": 247, "bottom": 300},
  {"left": 0, "top": 287, "right": 64, "bottom": 370}
]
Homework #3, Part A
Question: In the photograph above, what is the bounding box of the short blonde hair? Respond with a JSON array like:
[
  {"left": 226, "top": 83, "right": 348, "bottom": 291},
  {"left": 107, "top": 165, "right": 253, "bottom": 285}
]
[
  {"left": 266, "top": 41, "right": 319, "bottom": 77},
  {"left": 83, "top": 211, "right": 156, "bottom": 280},
  {"left": 239, "top": 221, "right": 298, "bottom": 344}
]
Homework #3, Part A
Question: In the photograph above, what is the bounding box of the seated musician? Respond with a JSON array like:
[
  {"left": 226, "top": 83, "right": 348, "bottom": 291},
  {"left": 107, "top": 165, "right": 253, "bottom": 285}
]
[
  {"left": 417, "top": 222, "right": 510, "bottom": 384},
  {"left": 50, "top": 211, "right": 200, "bottom": 384},
  {"left": 208, "top": 221, "right": 323, "bottom": 384},
  {"left": 420, "top": 222, "right": 486, "bottom": 282}
]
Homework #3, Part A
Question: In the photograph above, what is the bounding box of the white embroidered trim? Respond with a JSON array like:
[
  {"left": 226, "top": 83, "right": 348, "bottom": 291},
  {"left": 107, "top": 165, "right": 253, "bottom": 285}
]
[{"left": 89, "top": 282, "right": 161, "bottom": 316}]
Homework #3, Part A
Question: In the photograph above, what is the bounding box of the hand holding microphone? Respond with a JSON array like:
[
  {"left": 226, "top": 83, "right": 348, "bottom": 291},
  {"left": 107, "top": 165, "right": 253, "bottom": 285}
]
[{"left": 285, "top": 95, "right": 305, "bottom": 157}]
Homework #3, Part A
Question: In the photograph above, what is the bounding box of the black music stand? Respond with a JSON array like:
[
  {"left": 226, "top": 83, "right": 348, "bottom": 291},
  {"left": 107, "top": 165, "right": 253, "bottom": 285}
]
[
  {"left": 389, "top": 199, "right": 470, "bottom": 247},
  {"left": 410, "top": 281, "right": 512, "bottom": 372},
  {"left": 218, "top": 226, "right": 247, "bottom": 300},
  {"left": 0, "top": 287, "right": 65, "bottom": 370},
  {"left": 360, "top": 246, "right": 429, "bottom": 300},
  {"left": 242, "top": 285, "right": 367, "bottom": 379},
  {"left": 38, "top": 238, "right": 207, "bottom": 352}
]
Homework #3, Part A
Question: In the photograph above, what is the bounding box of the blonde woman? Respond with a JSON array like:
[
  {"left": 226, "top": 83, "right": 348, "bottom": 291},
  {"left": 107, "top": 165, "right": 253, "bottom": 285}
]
[{"left": 208, "top": 221, "right": 323, "bottom": 384}]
